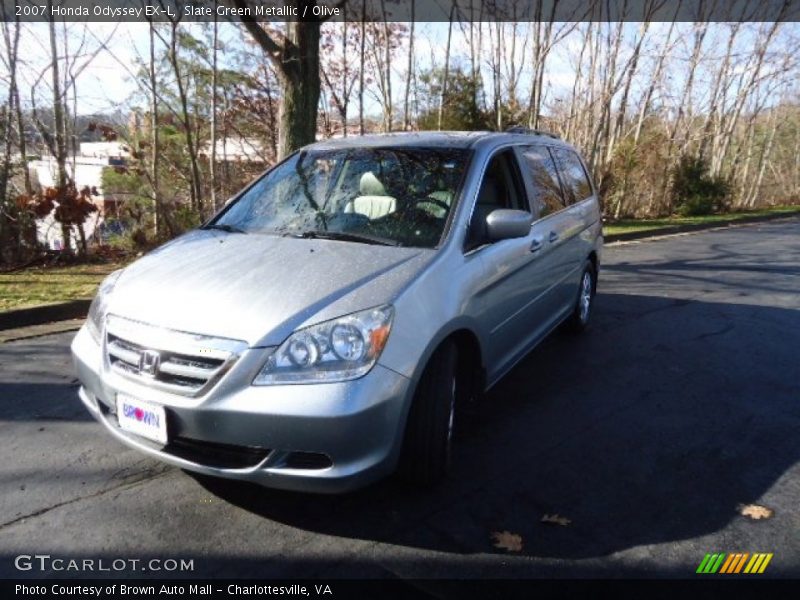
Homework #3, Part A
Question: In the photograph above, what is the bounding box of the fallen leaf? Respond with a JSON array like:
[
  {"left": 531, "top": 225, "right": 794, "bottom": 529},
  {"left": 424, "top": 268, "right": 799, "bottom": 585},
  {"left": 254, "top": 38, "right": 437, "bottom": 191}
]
[
  {"left": 738, "top": 504, "right": 774, "bottom": 520},
  {"left": 491, "top": 530, "right": 523, "bottom": 552},
  {"left": 541, "top": 513, "right": 572, "bottom": 527}
]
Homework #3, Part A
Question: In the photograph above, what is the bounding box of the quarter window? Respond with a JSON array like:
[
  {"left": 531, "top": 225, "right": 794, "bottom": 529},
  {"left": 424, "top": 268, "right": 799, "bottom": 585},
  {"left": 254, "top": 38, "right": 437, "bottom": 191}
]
[
  {"left": 551, "top": 148, "right": 593, "bottom": 205},
  {"left": 521, "top": 145, "right": 564, "bottom": 218}
]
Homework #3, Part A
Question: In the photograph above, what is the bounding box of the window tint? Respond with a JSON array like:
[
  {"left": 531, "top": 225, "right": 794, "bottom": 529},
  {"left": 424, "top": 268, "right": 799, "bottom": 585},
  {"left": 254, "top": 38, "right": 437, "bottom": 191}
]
[
  {"left": 521, "top": 145, "right": 565, "bottom": 218},
  {"left": 551, "top": 148, "right": 593, "bottom": 205}
]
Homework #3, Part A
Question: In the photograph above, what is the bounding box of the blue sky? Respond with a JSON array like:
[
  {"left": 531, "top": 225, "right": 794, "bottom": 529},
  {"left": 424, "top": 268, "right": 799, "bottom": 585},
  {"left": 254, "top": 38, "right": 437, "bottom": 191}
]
[{"left": 7, "top": 20, "right": 798, "bottom": 119}]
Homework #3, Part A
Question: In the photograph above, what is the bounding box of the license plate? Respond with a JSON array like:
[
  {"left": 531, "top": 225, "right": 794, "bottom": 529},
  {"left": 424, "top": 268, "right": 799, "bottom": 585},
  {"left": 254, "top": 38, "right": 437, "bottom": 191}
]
[{"left": 116, "top": 394, "right": 168, "bottom": 445}]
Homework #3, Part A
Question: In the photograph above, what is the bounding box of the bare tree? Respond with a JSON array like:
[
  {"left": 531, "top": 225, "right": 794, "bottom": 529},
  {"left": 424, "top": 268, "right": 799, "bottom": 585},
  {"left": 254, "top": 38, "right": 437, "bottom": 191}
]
[
  {"left": 437, "top": 2, "right": 455, "bottom": 131},
  {"left": 232, "top": 0, "right": 325, "bottom": 158},
  {"left": 147, "top": 17, "right": 162, "bottom": 237},
  {"left": 210, "top": 13, "right": 219, "bottom": 211},
  {"left": 0, "top": 6, "right": 22, "bottom": 259},
  {"left": 526, "top": 1, "right": 581, "bottom": 129},
  {"left": 47, "top": 1, "right": 70, "bottom": 251},
  {"left": 152, "top": 13, "right": 204, "bottom": 214},
  {"left": 402, "top": 0, "right": 415, "bottom": 131}
]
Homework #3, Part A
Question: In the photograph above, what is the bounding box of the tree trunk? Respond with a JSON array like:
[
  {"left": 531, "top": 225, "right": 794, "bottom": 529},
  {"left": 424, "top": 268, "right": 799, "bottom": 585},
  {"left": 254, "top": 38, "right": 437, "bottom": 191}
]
[
  {"left": 403, "top": 2, "right": 415, "bottom": 131},
  {"left": 747, "top": 107, "right": 779, "bottom": 208},
  {"left": 438, "top": 3, "right": 454, "bottom": 131},
  {"left": 168, "top": 21, "right": 203, "bottom": 213},
  {"left": 148, "top": 20, "right": 161, "bottom": 238},
  {"left": 277, "top": 21, "right": 321, "bottom": 158},
  {"left": 48, "top": 3, "right": 71, "bottom": 253},
  {"left": 342, "top": 15, "right": 348, "bottom": 136},
  {"left": 380, "top": 0, "right": 393, "bottom": 132},
  {"left": 0, "top": 12, "right": 21, "bottom": 239},
  {"left": 236, "top": 1, "right": 322, "bottom": 157},
  {"left": 359, "top": 0, "right": 366, "bottom": 135},
  {"left": 210, "top": 15, "right": 218, "bottom": 211}
]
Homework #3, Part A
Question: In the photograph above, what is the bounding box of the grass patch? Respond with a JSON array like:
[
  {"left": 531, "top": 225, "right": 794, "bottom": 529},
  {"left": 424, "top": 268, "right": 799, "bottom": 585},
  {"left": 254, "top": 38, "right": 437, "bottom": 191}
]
[
  {"left": 604, "top": 205, "right": 800, "bottom": 236},
  {"left": 2, "top": 204, "right": 798, "bottom": 312},
  {"left": 0, "top": 262, "right": 126, "bottom": 312}
]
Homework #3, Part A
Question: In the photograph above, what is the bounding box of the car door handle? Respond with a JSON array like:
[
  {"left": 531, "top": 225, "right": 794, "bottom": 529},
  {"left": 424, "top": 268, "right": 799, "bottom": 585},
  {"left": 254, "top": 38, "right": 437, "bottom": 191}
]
[
  {"left": 549, "top": 231, "right": 560, "bottom": 243},
  {"left": 530, "top": 237, "right": 543, "bottom": 253}
]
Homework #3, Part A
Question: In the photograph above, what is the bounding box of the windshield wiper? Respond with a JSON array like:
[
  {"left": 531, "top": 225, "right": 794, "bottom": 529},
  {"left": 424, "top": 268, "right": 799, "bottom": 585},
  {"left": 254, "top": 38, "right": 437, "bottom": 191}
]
[
  {"left": 203, "top": 223, "right": 246, "bottom": 234},
  {"left": 288, "top": 230, "right": 400, "bottom": 246}
]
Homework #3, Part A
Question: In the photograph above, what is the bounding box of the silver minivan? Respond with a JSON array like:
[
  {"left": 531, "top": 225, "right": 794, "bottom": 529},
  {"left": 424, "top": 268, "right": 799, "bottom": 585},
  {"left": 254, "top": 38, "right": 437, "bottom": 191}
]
[{"left": 72, "top": 130, "right": 603, "bottom": 493}]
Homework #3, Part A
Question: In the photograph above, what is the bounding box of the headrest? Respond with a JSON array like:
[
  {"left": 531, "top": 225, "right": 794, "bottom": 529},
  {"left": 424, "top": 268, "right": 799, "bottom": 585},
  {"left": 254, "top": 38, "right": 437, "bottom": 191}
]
[
  {"left": 478, "top": 175, "right": 502, "bottom": 206},
  {"left": 360, "top": 172, "right": 387, "bottom": 196}
]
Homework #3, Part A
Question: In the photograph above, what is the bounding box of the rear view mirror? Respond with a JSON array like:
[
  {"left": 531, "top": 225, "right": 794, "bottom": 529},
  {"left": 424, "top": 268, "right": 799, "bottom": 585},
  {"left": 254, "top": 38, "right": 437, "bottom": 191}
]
[{"left": 485, "top": 209, "right": 532, "bottom": 242}]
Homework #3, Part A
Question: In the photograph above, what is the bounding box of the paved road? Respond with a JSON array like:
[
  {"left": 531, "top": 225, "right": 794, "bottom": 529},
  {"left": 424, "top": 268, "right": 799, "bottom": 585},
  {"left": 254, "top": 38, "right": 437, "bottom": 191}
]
[{"left": 1, "top": 219, "right": 799, "bottom": 580}]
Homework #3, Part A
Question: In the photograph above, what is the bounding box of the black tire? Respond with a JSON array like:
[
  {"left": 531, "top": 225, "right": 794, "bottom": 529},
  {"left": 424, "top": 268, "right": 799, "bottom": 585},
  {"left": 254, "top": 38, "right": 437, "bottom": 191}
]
[
  {"left": 564, "top": 261, "right": 596, "bottom": 333},
  {"left": 398, "top": 340, "right": 458, "bottom": 487}
]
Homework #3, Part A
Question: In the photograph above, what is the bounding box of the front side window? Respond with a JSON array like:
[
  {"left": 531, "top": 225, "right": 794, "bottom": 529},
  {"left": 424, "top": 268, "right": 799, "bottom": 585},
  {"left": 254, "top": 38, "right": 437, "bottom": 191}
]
[
  {"left": 551, "top": 147, "right": 593, "bottom": 205},
  {"left": 521, "top": 145, "right": 564, "bottom": 218},
  {"left": 466, "top": 150, "right": 529, "bottom": 250},
  {"left": 214, "top": 147, "right": 470, "bottom": 248}
]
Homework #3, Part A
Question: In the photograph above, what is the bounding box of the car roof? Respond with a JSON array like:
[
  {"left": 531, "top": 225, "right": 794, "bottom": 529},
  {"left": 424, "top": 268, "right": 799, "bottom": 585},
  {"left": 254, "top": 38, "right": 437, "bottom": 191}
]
[{"left": 308, "top": 130, "right": 573, "bottom": 152}]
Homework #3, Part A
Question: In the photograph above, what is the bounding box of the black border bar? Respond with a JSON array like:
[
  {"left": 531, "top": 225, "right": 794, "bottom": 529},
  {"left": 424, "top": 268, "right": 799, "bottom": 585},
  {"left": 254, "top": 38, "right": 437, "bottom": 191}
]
[
  {"left": 3, "top": 0, "right": 800, "bottom": 23},
  {"left": 5, "top": 579, "right": 800, "bottom": 600}
]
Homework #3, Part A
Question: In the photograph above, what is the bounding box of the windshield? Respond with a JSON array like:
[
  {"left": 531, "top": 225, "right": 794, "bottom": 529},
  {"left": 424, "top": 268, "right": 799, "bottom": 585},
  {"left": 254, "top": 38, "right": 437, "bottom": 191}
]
[{"left": 212, "top": 146, "right": 470, "bottom": 248}]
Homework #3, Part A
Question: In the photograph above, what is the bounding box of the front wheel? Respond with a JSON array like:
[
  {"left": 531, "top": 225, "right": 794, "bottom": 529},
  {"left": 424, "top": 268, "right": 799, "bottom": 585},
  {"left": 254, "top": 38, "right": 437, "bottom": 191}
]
[
  {"left": 564, "top": 261, "right": 596, "bottom": 333},
  {"left": 398, "top": 341, "right": 458, "bottom": 487}
]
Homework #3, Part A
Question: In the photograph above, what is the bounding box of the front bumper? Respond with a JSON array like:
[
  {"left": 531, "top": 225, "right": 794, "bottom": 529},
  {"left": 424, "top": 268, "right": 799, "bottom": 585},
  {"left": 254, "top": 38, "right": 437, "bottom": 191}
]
[{"left": 71, "top": 325, "right": 412, "bottom": 493}]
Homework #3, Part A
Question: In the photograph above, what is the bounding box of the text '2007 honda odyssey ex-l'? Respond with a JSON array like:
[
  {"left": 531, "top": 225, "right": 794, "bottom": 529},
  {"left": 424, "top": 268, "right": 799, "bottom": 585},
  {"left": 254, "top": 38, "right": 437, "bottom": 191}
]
[{"left": 72, "top": 129, "right": 603, "bottom": 493}]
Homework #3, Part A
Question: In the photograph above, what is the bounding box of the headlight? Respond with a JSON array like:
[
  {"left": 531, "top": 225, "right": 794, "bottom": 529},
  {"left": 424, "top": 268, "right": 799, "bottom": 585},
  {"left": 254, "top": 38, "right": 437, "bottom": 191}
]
[
  {"left": 86, "top": 269, "right": 123, "bottom": 343},
  {"left": 253, "top": 305, "right": 394, "bottom": 385}
]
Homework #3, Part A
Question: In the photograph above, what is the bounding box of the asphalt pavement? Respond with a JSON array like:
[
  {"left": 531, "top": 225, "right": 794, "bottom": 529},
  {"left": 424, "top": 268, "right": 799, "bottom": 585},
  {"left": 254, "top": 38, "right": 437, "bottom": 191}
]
[{"left": 1, "top": 219, "right": 798, "bottom": 580}]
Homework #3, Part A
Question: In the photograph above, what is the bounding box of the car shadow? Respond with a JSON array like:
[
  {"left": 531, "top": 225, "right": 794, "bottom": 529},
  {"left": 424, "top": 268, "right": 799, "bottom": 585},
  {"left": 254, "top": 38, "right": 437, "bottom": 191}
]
[{"left": 194, "top": 292, "right": 800, "bottom": 560}]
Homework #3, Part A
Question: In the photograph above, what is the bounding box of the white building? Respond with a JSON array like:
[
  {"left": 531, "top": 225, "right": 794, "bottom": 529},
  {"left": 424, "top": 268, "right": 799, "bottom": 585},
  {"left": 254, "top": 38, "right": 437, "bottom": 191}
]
[
  {"left": 201, "top": 138, "right": 267, "bottom": 163},
  {"left": 28, "top": 142, "right": 126, "bottom": 250}
]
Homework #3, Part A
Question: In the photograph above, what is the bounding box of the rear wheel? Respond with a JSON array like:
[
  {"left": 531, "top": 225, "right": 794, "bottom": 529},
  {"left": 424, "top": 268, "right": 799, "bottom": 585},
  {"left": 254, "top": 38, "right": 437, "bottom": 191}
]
[
  {"left": 398, "top": 341, "right": 458, "bottom": 487},
  {"left": 564, "top": 261, "right": 596, "bottom": 333}
]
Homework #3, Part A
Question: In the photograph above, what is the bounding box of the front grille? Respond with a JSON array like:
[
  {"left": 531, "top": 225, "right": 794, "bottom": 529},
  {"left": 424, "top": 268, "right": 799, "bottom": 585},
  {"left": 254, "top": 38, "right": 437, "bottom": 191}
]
[
  {"left": 104, "top": 315, "right": 247, "bottom": 397},
  {"left": 164, "top": 437, "right": 271, "bottom": 469},
  {"left": 107, "top": 334, "right": 225, "bottom": 393}
]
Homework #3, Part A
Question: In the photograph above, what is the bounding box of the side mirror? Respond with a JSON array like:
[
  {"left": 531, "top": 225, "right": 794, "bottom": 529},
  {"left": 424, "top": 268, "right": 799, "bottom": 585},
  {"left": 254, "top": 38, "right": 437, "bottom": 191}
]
[{"left": 485, "top": 209, "right": 532, "bottom": 242}]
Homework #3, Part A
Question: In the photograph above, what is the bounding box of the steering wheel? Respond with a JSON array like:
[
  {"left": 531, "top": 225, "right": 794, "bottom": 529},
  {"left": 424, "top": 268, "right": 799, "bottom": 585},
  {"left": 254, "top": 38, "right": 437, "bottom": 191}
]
[{"left": 408, "top": 196, "right": 450, "bottom": 213}]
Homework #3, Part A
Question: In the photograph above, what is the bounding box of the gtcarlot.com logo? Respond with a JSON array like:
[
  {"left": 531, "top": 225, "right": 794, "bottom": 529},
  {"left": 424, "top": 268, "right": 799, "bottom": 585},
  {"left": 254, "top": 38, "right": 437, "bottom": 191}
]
[
  {"left": 14, "top": 554, "right": 194, "bottom": 573},
  {"left": 696, "top": 552, "right": 773, "bottom": 574}
]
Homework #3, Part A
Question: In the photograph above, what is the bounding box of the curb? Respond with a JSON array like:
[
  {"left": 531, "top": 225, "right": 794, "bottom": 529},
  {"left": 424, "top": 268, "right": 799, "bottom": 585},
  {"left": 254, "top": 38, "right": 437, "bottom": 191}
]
[
  {"left": 604, "top": 211, "right": 800, "bottom": 243},
  {"left": 0, "top": 319, "right": 85, "bottom": 343},
  {"left": 0, "top": 299, "right": 91, "bottom": 331},
  {"left": 0, "top": 211, "right": 796, "bottom": 332}
]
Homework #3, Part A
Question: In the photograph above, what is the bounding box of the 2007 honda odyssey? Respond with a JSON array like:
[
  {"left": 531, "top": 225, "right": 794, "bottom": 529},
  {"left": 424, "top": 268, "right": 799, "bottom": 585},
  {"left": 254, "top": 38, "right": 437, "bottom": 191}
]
[{"left": 72, "top": 130, "right": 603, "bottom": 493}]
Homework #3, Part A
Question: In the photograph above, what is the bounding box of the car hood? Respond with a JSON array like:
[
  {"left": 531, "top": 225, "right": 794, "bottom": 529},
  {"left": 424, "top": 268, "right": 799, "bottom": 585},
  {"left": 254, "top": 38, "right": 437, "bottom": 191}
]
[{"left": 107, "top": 230, "right": 432, "bottom": 347}]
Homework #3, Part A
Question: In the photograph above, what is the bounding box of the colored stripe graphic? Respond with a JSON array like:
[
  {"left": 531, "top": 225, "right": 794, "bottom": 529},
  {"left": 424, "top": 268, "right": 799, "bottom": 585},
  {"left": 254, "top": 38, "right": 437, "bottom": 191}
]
[
  {"left": 697, "top": 552, "right": 772, "bottom": 574},
  {"left": 709, "top": 553, "right": 726, "bottom": 573},
  {"left": 745, "top": 554, "right": 759, "bottom": 573},
  {"left": 696, "top": 554, "right": 712, "bottom": 574},
  {"left": 733, "top": 553, "right": 750, "bottom": 573},
  {"left": 744, "top": 553, "right": 773, "bottom": 574},
  {"left": 758, "top": 554, "right": 773, "bottom": 573},
  {"left": 719, "top": 554, "right": 736, "bottom": 574},
  {"left": 697, "top": 553, "right": 727, "bottom": 573}
]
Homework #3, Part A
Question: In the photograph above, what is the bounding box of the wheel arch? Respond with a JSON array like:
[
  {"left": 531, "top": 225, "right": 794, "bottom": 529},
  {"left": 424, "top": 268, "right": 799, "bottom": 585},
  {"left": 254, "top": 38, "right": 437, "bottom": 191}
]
[{"left": 392, "top": 324, "right": 485, "bottom": 445}]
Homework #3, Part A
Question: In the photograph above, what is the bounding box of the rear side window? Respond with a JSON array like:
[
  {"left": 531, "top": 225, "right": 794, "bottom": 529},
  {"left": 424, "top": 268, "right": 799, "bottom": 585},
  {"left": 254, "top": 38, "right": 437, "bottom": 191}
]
[
  {"left": 551, "top": 148, "right": 593, "bottom": 205},
  {"left": 521, "top": 145, "right": 564, "bottom": 218}
]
